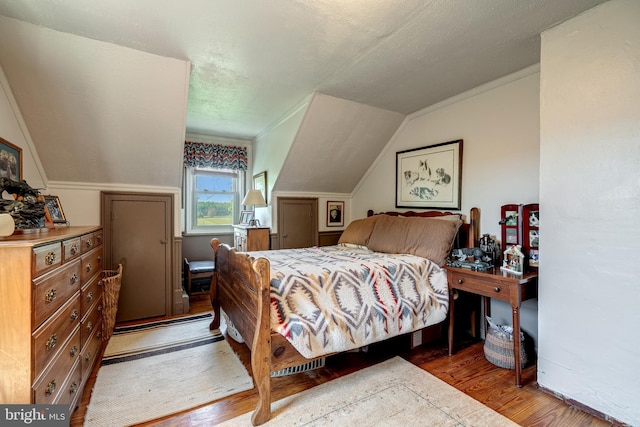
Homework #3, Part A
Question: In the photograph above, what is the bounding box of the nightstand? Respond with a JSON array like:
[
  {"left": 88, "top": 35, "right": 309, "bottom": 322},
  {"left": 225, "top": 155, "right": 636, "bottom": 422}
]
[
  {"left": 446, "top": 266, "right": 538, "bottom": 387},
  {"left": 233, "top": 225, "right": 270, "bottom": 251}
]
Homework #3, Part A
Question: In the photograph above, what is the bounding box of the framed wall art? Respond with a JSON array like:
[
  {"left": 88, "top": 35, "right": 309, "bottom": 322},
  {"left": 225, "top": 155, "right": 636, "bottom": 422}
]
[
  {"left": 327, "top": 201, "right": 344, "bottom": 227},
  {"left": 0, "top": 137, "right": 22, "bottom": 181},
  {"left": 253, "top": 171, "right": 267, "bottom": 204},
  {"left": 396, "top": 139, "right": 463, "bottom": 209}
]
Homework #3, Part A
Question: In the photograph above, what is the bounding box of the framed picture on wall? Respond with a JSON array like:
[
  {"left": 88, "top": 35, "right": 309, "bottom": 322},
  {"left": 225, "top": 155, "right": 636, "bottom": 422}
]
[
  {"left": 327, "top": 201, "right": 344, "bottom": 227},
  {"left": 396, "top": 139, "right": 463, "bottom": 209},
  {"left": 0, "top": 137, "right": 22, "bottom": 181},
  {"left": 253, "top": 171, "right": 267, "bottom": 204}
]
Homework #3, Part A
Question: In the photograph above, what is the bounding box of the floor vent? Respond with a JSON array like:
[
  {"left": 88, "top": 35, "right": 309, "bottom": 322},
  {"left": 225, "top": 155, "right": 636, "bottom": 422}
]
[{"left": 271, "top": 358, "right": 326, "bottom": 377}]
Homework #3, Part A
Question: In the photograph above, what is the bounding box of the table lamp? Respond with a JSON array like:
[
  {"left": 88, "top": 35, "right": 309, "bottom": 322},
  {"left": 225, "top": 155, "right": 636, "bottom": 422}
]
[{"left": 241, "top": 189, "right": 267, "bottom": 226}]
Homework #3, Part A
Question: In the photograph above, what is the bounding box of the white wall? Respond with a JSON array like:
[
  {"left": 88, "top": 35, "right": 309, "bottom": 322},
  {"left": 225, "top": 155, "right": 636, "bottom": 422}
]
[
  {"left": 538, "top": 1, "right": 640, "bottom": 425},
  {"left": 353, "top": 67, "right": 541, "bottom": 345}
]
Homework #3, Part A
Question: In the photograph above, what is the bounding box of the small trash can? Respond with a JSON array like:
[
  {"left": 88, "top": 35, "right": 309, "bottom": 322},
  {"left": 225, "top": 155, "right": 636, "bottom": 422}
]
[{"left": 483, "top": 317, "right": 527, "bottom": 370}]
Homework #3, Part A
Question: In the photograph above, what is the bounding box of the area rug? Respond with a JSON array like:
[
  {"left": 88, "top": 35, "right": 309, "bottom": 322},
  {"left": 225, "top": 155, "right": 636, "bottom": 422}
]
[
  {"left": 219, "top": 356, "right": 518, "bottom": 426},
  {"left": 84, "top": 313, "right": 254, "bottom": 426}
]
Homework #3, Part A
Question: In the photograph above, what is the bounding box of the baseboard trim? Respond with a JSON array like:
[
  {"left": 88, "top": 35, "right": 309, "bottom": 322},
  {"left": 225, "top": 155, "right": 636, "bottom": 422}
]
[{"left": 537, "top": 385, "right": 629, "bottom": 426}]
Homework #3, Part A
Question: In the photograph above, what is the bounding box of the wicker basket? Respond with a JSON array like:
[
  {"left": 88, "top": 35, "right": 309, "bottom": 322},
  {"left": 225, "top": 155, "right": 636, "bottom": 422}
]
[
  {"left": 100, "top": 264, "right": 123, "bottom": 342},
  {"left": 484, "top": 325, "right": 527, "bottom": 370}
]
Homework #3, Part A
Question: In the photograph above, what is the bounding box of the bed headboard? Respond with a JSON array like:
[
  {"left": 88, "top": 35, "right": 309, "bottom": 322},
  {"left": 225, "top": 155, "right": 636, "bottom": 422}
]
[{"left": 366, "top": 208, "right": 479, "bottom": 249}]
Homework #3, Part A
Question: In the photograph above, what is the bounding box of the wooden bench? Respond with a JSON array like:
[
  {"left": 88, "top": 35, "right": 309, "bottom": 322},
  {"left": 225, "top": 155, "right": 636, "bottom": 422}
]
[{"left": 184, "top": 258, "right": 214, "bottom": 295}]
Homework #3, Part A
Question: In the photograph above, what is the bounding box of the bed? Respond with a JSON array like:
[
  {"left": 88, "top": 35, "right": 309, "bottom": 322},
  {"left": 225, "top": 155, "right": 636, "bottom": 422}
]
[{"left": 208, "top": 208, "right": 478, "bottom": 425}]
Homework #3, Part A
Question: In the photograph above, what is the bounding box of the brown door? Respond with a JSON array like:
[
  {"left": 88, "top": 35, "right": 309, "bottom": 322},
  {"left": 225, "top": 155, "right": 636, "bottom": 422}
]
[
  {"left": 278, "top": 197, "right": 318, "bottom": 249},
  {"left": 102, "top": 192, "right": 173, "bottom": 322}
]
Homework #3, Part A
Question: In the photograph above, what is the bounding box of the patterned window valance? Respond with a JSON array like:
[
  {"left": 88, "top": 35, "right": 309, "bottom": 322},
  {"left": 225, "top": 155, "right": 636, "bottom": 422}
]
[{"left": 183, "top": 141, "right": 248, "bottom": 171}]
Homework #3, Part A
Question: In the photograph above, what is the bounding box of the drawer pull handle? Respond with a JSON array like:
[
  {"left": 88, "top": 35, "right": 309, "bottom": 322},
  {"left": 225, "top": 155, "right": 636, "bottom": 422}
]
[
  {"left": 45, "top": 380, "right": 56, "bottom": 396},
  {"left": 70, "top": 244, "right": 78, "bottom": 255},
  {"left": 70, "top": 309, "right": 79, "bottom": 321},
  {"left": 69, "top": 382, "right": 78, "bottom": 394},
  {"left": 494, "top": 287, "right": 501, "bottom": 292},
  {"left": 87, "top": 291, "right": 93, "bottom": 302},
  {"left": 96, "top": 235, "right": 102, "bottom": 244},
  {"left": 85, "top": 239, "right": 93, "bottom": 248},
  {"left": 46, "top": 334, "right": 57, "bottom": 351},
  {"left": 70, "top": 345, "right": 78, "bottom": 358},
  {"left": 97, "top": 256, "right": 102, "bottom": 264},
  {"left": 70, "top": 274, "right": 79, "bottom": 285},
  {"left": 85, "top": 352, "right": 92, "bottom": 362},
  {"left": 45, "top": 288, "right": 57, "bottom": 303},
  {"left": 97, "top": 304, "right": 103, "bottom": 312},
  {"left": 457, "top": 279, "right": 464, "bottom": 284},
  {"left": 45, "top": 252, "right": 57, "bottom": 265},
  {"left": 86, "top": 321, "right": 93, "bottom": 332},
  {"left": 86, "top": 263, "right": 92, "bottom": 273}
]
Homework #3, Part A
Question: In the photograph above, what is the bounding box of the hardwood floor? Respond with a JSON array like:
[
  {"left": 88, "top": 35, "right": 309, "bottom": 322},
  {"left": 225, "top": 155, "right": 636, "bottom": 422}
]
[{"left": 72, "top": 294, "right": 612, "bottom": 426}]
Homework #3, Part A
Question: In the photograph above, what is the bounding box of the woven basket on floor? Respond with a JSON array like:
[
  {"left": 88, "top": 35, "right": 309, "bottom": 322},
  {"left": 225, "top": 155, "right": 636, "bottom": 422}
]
[
  {"left": 100, "top": 264, "right": 123, "bottom": 341},
  {"left": 483, "top": 326, "right": 527, "bottom": 370}
]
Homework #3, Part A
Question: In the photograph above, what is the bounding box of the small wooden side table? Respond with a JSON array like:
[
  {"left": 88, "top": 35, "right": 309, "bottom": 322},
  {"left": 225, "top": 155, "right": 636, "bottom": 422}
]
[{"left": 446, "top": 266, "right": 538, "bottom": 387}]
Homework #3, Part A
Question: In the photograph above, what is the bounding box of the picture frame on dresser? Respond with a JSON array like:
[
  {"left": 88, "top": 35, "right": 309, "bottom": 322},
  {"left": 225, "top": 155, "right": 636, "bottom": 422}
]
[
  {"left": 44, "top": 195, "right": 67, "bottom": 225},
  {"left": 396, "top": 139, "right": 463, "bottom": 209},
  {"left": 239, "top": 210, "right": 254, "bottom": 226},
  {"left": 0, "top": 136, "right": 22, "bottom": 180}
]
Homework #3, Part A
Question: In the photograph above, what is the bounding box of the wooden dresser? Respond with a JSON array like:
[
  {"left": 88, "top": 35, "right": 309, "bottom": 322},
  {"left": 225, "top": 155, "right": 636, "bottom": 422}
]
[
  {"left": 0, "top": 226, "right": 104, "bottom": 412},
  {"left": 233, "top": 225, "right": 269, "bottom": 251}
]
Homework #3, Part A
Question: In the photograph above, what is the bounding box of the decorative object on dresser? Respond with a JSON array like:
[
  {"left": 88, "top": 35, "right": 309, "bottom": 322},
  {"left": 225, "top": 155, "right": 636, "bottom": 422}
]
[
  {"left": 396, "top": 139, "right": 463, "bottom": 209},
  {"left": 239, "top": 210, "right": 254, "bottom": 226},
  {"left": 522, "top": 203, "right": 539, "bottom": 268},
  {"left": 43, "top": 195, "right": 69, "bottom": 227},
  {"left": 0, "top": 226, "right": 104, "bottom": 412},
  {"left": 326, "top": 200, "right": 344, "bottom": 227},
  {"left": 499, "top": 204, "right": 522, "bottom": 249},
  {"left": 501, "top": 244, "right": 525, "bottom": 275},
  {"left": 233, "top": 224, "right": 269, "bottom": 252},
  {"left": 0, "top": 177, "right": 47, "bottom": 231},
  {"left": 210, "top": 208, "right": 477, "bottom": 425}
]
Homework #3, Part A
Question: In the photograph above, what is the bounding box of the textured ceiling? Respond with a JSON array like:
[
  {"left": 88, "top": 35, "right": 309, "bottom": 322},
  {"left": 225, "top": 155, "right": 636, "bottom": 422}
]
[{"left": 0, "top": 0, "right": 608, "bottom": 140}]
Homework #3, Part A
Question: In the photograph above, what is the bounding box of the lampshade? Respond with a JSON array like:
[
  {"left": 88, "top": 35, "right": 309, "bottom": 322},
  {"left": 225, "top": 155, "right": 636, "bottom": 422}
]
[{"left": 242, "top": 189, "right": 266, "bottom": 206}]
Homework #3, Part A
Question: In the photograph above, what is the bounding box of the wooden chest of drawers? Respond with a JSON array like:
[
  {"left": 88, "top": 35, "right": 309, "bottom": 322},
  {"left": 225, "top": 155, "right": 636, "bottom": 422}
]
[{"left": 0, "top": 226, "right": 103, "bottom": 411}]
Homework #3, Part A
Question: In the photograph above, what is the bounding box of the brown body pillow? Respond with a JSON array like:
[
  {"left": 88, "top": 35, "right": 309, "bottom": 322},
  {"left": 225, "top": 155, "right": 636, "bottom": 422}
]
[
  {"left": 367, "top": 215, "right": 462, "bottom": 266},
  {"left": 337, "top": 215, "right": 380, "bottom": 247}
]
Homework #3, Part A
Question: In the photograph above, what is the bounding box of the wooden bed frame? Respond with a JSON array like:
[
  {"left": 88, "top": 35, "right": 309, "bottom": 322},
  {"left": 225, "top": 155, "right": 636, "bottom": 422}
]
[{"left": 208, "top": 208, "right": 478, "bottom": 425}]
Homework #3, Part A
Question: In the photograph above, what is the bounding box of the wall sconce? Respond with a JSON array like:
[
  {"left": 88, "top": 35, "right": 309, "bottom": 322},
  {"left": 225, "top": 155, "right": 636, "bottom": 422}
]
[{"left": 241, "top": 189, "right": 266, "bottom": 227}]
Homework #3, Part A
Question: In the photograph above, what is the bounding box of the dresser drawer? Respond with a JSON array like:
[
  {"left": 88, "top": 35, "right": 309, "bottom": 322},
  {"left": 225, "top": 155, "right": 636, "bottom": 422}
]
[
  {"left": 32, "top": 242, "right": 63, "bottom": 277},
  {"left": 81, "top": 322, "right": 103, "bottom": 381},
  {"left": 32, "top": 293, "right": 81, "bottom": 375},
  {"left": 448, "top": 271, "right": 508, "bottom": 302},
  {"left": 81, "top": 246, "right": 103, "bottom": 283},
  {"left": 81, "top": 273, "right": 102, "bottom": 315},
  {"left": 63, "top": 237, "right": 82, "bottom": 262},
  {"left": 54, "top": 358, "right": 82, "bottom": 409},
  {"left": 33, "top": 259, "right": 82, "bottom": 326},
  {"left": 81, "top": 297, "right": 103, "bottom": 349},
  {"left": 33, "top": 326, "right": 81, "bottom": 405},
  {"left": 81, "top": 232, "right": 100, "bottom": 253}
]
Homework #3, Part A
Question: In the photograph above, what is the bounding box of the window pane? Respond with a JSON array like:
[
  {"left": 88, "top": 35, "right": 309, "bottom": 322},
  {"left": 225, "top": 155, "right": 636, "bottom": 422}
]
[
  {"left": 195, "top": 192, "right": 234, "bottom": 226},
  {"left": 196, "top": 174, "right": 234, "bottom": 192}
]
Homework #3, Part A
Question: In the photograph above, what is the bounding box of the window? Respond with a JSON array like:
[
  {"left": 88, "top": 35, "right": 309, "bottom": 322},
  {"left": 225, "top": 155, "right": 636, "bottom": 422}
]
[{"left": 184, "top": 167, "right": 244, "bottom": 233}]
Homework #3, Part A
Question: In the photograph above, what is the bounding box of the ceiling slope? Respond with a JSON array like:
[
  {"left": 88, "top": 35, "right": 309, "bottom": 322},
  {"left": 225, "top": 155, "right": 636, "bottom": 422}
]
[
  {"left": 0, "top": 16, "right": 190, "bottom": 188},
  {"left": 274, "top": 93, "right": 404, "bottom": 193}
]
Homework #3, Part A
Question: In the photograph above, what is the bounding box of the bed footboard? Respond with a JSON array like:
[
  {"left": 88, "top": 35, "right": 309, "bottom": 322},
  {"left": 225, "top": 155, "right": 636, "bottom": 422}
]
[{"left": 210, "top": 239, "right": 273, "bottom": 425}]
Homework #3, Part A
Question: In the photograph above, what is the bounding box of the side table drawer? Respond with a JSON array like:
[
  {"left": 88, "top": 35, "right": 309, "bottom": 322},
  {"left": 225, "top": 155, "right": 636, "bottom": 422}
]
[{"left": 448, "top": 271, "right": 508, "bottom": 302}]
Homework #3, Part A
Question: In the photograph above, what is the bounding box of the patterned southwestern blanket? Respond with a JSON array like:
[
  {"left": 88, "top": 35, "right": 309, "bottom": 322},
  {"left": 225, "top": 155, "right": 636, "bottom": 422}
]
[{"left": 250, "top": 245, "right": 449, "bottom": 359}]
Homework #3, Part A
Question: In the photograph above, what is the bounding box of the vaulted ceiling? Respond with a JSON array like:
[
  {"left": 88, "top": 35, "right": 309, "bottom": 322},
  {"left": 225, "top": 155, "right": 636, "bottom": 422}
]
[{"left": 0, "top": 0, "right": 607, "bottom": 190}]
